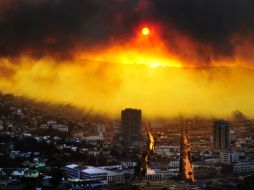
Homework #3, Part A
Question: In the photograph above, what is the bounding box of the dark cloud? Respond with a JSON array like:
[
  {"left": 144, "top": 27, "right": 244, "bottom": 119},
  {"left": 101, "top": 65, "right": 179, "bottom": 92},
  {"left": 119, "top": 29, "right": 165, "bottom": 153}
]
[
  {"left": 0, "top": 0, "right": 141, "bottom": 58},
  {"left": 151, "top": 0, "right": 254, "bottom": 60},
  {"left": 0, "top": 0, "right": 253, "bottom": 61}
]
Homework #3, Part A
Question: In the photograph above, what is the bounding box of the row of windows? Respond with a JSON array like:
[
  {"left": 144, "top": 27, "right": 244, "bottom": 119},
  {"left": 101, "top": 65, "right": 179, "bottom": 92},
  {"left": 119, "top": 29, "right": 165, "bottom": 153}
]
[
  {"left": 145, "top": 174, "right": 162, "bottom": 180},
  {"left": 66, "top": 172, "right": 79, "bottom": 178},
  {"left": 80, "top": 174, "right": 107, "bottom": 181},
  {"left": 65, "top": 168, "right": 80, "bottom": 178},
  {"left": 65, "top": 168, "right": 79, "bottom": 173},
  {"left": 65, "top": 169, "right": 79, "bottom": 176},
  {"left": 81, "top": 173, "right": 89, "bottom": 177},
  {"left": 65, "top": 169, "right": 79, "bottom": 174},
  {"left": 234, "top": 166, "right": 254, "bottom": 172},
  {"left": 108, "top": 175, "right": 123, "bottom": 182},
  {"left": 90, "top": 173, "right": 107, "bottom": 177}
]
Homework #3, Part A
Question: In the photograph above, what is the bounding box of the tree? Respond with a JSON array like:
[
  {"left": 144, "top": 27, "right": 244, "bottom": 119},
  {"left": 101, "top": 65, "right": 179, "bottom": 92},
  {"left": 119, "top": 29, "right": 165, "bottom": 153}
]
[
  {"left": 96, "top": 152, "right": 107, "bottom": 166},
  {"left": 50, "top": 168, "right": 63, "bottom": 186}
]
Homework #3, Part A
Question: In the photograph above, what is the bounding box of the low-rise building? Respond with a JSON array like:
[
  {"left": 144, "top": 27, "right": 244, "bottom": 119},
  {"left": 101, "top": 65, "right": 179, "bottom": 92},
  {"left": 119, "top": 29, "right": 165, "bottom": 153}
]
[
  {"left": 11, "top": 169, "right": 28, "bottom": 178},
  {"left": 220, "top": 151, "right": 245, "bottom": 164},
  {"left": 154, "top": 145, "right": 180, "bottom": 157},
  {"left": 81, "top": 167, "right": 107, "bottom": 184},
  {"left": 83, "top": 135, "right": 103, "bottom": 141},
  {"left": 65, "top": 164, "right": 81, "bottom": 179},
  {"left": 52, "top": 124, "right": 68, "bottom": 132},
  {"left": 65, "top": 164, "right": 124, "bottom": 184},
  {"left": 233, "top": 161, "right": 254, "bottom": 173},
  {"left": 169, "top": 159, "right": 179, "bottom": 168},
  {"left": 120, "top": 161, "right": 137, "bottom": 168},
  {"left": 98, "top": 165, "right": 124, "bottom": 184},
  {"left": 145, "top": 168, "right": 175, "bottom": 181}
]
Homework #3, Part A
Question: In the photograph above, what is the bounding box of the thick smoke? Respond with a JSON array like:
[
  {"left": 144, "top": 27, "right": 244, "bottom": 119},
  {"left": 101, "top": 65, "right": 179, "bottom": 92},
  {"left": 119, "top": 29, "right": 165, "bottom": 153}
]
[
  {"left": 151, "top": 0, "right": 254, "bottom": 62},
  {"left": 0, "top": 0, "right": 141, "bottom": 58},
  {"left": 1, "top": 1, "right": 254, "bottom": 117},
  {"left": 0, "top": 0, "right": 253, "bottom": 62}
]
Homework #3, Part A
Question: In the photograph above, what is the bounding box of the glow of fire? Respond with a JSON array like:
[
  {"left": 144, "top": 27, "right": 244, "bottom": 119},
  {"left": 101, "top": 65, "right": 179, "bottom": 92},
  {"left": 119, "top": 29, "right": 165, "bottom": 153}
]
[
  {"left": 78, "top": 24, "right": 182, "bottom": 68},
  {"left": 182, "top": 126, "right": 194, "bottom": 181},
  {"left": 1, "top": 24, "right": 254, "bottom": 118},
  {"left": 148, "top": 131, "right": 154, "bottom": 151}
]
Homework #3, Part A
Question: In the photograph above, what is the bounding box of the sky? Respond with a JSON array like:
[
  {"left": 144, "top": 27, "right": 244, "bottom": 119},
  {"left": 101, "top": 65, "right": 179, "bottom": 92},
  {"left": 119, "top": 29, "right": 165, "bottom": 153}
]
[{"left": 0, "top": 0, "right": 254, "bottom": 118}]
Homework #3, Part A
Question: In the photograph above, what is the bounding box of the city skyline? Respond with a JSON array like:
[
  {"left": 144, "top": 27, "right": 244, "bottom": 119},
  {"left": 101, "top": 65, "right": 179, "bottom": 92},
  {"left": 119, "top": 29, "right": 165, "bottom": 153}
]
[
  {"left": 0, "top": 1, "right": 254, "bottom": 189},
  {"left": 0, "top": 93, "right": 254, "bottom": 189}
]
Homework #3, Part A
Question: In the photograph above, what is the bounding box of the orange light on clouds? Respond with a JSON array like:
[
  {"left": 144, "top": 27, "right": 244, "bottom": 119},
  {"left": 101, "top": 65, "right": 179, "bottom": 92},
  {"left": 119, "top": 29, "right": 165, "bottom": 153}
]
[
  {"left": 2, "top": 23, "right": 254, "bottom": 119},
  {"left": 142, "top": 27, "right": 150, "bottom": 36},
  {"left": 78, "top": 24, "right": 182, "bottom": 68}
]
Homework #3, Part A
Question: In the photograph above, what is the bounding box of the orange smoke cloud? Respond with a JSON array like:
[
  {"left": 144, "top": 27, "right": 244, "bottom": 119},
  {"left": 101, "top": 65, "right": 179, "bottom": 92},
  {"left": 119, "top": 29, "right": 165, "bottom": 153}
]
[
  {"left": 76, "top": 23, "right": 182, "bottom": 68},
  {"left": 1, "top": 22, "right": 254, "bottom": 118}
]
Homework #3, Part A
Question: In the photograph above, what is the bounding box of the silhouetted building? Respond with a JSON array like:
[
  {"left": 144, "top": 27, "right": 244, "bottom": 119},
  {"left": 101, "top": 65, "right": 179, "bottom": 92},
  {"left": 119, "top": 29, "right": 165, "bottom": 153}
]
[
  {"left": 121, "top": 108, "right": 141, "bottom": 140},
  {"left": 213, "top": 120, "right": 230, "bottom": 150}
]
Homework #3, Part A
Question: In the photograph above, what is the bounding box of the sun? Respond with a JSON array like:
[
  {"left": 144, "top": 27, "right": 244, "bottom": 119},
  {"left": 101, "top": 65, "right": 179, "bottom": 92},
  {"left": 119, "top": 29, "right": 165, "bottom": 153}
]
[{"left": 142, "top": 27, "right": 150, "bottom": 36}]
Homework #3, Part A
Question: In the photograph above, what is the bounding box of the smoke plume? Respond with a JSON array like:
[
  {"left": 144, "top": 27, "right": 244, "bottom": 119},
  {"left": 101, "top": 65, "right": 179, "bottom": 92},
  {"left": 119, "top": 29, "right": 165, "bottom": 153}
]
[{"left": 1, "top": 0, "right": 254, "bottom": 117}]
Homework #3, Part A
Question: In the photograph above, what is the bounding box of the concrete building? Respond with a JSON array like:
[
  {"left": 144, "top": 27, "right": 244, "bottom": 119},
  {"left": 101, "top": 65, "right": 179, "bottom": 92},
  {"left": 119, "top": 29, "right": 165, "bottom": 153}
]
[
  {"left": 81, "top": 167, "right": 107, "bottom": 184},
  {"left": 83, "top": 135, "right": 103, "bottom": 141},
  {"left": 145, "top": 168, "right": 176, "bottom": 181},
  {"left": 120, "top": 161, "right": 137, "bottom": 168},
  {"left": 98, "top": 166, "right": 124, "bottom": 184},
  {"left": 155, "top": 145, "right": 180, "bottom": 156},
  {"left": 65, "top": 164, "right": 81, "bottom": 179},
  {"left": 65, "top": 164, "right": 124, "bottom": 184},
  {"left": 213, "top": 120, "right": 230, "bottom": 150},
  {"left": 169, "top": 159, "right": 180, "bottom": 168},
  {"left": 105, "top": 170, "right": 124, "bottom": 184},
  {"left": 52, "top": 124, "right": 68, "bottom": 132},
  {"left": 233, "top": 161, "right": 254, "bottom": 173},
  {"left": 121, "top": 108, "right": 141, "bottom": 140},
  {"left": 220, "top": 151, "right": 245, "bottom": 164}
]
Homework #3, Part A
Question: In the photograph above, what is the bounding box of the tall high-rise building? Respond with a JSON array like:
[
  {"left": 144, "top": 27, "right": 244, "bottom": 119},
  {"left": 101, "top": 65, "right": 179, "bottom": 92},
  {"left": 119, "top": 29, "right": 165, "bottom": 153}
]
[
  {"left": 213, "top": 120, "right": 230, "bottom": 150},
  {"left": 121, "top": 108, "right": 142, "bottom": 140}
]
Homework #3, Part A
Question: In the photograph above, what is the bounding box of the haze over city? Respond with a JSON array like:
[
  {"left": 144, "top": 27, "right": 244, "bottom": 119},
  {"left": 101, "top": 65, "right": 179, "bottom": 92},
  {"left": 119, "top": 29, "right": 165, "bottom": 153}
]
[{"left": 1, "top": 1, "right": 254, "bottom": 190}]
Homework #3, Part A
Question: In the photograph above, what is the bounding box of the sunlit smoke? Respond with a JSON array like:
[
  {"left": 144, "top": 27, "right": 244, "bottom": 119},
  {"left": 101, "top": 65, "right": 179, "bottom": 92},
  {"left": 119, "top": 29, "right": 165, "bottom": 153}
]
[
  {"left": 1, "top": 53, "right": 254, "bottom": 118},
  {"left": 1, "top": 1, "right": 254, "bottom": 118}
]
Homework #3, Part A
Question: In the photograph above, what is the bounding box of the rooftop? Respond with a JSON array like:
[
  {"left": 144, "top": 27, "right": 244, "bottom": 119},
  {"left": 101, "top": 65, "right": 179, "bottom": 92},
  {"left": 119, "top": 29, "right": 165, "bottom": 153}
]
[
  {"left": 82, "top": 166, "right": 106, "bottom": 175},
  {"left": 65, "top": 164, "right": 79, "bottom": 169}
]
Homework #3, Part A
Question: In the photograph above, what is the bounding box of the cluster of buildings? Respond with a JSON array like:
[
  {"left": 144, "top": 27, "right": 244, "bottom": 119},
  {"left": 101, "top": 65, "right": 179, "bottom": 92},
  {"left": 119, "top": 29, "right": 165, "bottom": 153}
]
[
  {"left": 212, "top": 120, "right": 254, "bottom": 174},
  {"left": 0, "top": 93, "right": 254, "bottom": 189}
]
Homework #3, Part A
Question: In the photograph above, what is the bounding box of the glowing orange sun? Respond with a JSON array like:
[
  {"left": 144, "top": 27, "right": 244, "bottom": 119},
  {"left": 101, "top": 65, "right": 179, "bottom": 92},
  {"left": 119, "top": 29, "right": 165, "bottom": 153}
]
[{"left": 142, "top": 27, "right": 150, "bottom": 36}]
